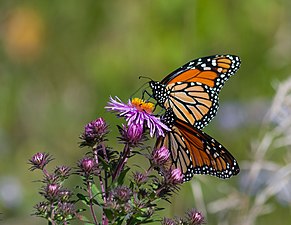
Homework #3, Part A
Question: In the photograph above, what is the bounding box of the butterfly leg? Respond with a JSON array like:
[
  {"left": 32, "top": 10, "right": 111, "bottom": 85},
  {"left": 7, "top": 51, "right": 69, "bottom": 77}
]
[{"left": 141, "top": 89, "right": 153, "bottom": 101}]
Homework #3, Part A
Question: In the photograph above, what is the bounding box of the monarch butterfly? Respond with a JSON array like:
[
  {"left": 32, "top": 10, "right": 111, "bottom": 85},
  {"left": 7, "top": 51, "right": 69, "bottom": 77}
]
[
  {"left": 156, "top": 109, "right": 240, "bottom": 182},
  {"left": 149, "top": 54, "right": 241, "bottom": 129}
]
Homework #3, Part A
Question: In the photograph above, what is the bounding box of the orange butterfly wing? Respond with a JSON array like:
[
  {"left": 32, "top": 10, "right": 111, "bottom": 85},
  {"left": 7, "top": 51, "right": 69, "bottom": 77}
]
[
  {"left": 155, "top": 117, "right": 240, "bottom": 182},
  {"left": 161, "top": 55, "right": 241, "bottom": 93},
  {"left": 150, "top": 55, "right": 241, "bottom": 129},
  {"left": 163, "top": 82, "right": 219, "bottom": 129}
]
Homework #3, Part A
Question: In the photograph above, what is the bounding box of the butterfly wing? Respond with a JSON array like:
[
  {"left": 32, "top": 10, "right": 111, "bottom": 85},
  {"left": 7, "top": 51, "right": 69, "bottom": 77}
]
[
  {"left": 161, "top": 54, "right": 241, "bottom": 93},
  {"left": 150, "top": 54, "right": 240, "bottom": 129},
  {"left": 164, "top": 82, "right": 219, "bottom": 129},
  {"left": 155, "top": 118, "right": 240, "bottom": 182}
]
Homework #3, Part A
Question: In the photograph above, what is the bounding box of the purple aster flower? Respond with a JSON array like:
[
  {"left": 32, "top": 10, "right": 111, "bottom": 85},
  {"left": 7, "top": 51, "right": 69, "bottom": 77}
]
[
  {"left": 151, "top": 146, "right": 170, "bottom": 166},
  {"left": 106, "top": 96, "right": 170, "bottom": 137},
  {"left": 29, "top": 152, "right": 53, "bottom": 170},
  {"left": 185, "top": 209, "right": 205, "bottom": 225}
]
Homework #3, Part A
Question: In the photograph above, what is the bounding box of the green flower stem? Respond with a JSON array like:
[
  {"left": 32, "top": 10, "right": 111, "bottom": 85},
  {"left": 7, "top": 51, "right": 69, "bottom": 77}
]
[
  {"left": 87, "top": 180, "right": 99, "bottom": 225},
  {"left": 93, "top": 144, "right": 108, "bottom": 225}
]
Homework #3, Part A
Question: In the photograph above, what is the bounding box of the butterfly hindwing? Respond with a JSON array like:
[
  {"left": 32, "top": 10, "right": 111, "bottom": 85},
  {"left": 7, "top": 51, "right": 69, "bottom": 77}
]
[
  {"left": 176, "top": 119, "right": 239, "bottom": 181},
  {"left": 156, "top": 109, "right": 240, "bottom": 182},
  {"left": 164, "top": 82, "right": 219, "bottom": 129}
]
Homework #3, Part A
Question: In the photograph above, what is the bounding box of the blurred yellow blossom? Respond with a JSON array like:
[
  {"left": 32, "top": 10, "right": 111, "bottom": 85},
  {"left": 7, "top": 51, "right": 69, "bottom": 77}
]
[{"left": 3, "top": 7, "right": 45, "bottom": 63}]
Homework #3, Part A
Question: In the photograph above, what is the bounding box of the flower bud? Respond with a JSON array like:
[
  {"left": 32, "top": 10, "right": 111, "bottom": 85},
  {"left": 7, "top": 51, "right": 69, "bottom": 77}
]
[
  {"left": 161, "top": 218, "right": 177, "bottom": 225},
  {"left": 166, "top": 168, "right": 183, "bottom": 185},
  {"left": 151, "top": 146, "right": 170, "bottom": 166},
  {"left": 186, "top": 209, "right": 205, "bottom": 225},
  {"left": 29, "top": 152, "right": 52, "bottom": 170},
  {"left": 34, "top": 201, "right": 48, "bottom": 215},
  {"left": 132, "top": 172, "right": 148, "bottom": 185},
  {"left": 59, "top": 188, "right": 72, "bottom": 202},
  {"left": 80, "top": 118, "right": 108, "bottom": 146},
  {"left": 111, "top": 186, "right": 132, "bottom": 203},
  {"left": 119, "top": 123, "right": 144, "bottom": 146},
  {"left": 54, "top": 165, "right": 71, "bottom": 180},
  {"left": 78, "top": 157, "right": 96, "bottom": 174},
  {"left": 43, "top": 183, "right": 60, "bottom": 201},
  {"left": 57, "top": 202, "right": 76, "bottom": 217}
]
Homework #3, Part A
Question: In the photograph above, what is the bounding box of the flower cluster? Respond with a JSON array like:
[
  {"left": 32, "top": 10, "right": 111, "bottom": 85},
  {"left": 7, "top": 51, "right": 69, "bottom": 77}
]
[
  {"left": 29, "top": 153, "right": 76, "bottom": 223},
  {"left": 29, "top": 97, "right": 205, "bottom": 225}
]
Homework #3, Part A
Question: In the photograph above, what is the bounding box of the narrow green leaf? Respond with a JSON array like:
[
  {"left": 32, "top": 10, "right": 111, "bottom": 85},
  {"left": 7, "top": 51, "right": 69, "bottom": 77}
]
[
  {"left": 117, "top": 167, "right": 130, "bottom": 185},
  {"left": 91, "top": 184, "right": 104, "bottom": 205}
]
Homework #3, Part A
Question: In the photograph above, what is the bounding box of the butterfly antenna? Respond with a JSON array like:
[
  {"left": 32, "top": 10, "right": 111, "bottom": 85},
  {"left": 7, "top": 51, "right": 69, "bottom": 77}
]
[
  {"left": 139, "top": 75, "right": 153, "bottom": 81},
  {"left": 130, "top": 81, "right": 150, "bottom": 99}
]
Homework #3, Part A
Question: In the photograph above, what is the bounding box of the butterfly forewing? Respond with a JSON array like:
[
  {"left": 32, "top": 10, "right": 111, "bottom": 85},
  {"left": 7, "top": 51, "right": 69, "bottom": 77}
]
[
  {"left": 161, "top": 54, "right": 241, "bottom": 93},
  {"left": 150, "top": 54, "right": 241, "bottom": 129}
]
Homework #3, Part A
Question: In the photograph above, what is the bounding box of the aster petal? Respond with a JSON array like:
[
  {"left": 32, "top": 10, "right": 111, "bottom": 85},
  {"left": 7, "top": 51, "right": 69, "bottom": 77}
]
[
  {"left": 106, "top": 96, "right": 130, "bottom": 114},
  {"left": 148, "top": 118, "right": 155, "bottom": 137},
  {"left": 106, "top": 96, "right": 170, "bottom": 137},
  {"left": 149, "top": 115, "right": 170, "bottom": 137}
]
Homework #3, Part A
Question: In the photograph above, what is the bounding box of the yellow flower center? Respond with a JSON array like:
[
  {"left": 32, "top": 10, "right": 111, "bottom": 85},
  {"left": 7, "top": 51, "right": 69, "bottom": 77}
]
[{"left": 131, "top": 98, "right": 154, "bottom": 113}]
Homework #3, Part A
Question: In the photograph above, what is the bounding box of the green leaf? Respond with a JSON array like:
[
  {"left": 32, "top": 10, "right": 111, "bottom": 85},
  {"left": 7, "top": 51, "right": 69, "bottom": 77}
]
[
  {"left": 103, "top": 208, "right": 114, "bottom": 221},
  {"left": 91, "top": 184, "right": 104, "bottom": 205},
  {"left": 76, "top": 208, "right": 86, "bottom": 213},
  {"left": 117, "top": 167, "right": 130, "bottom": 185},
  {"left": 76, "top": 193, "right": 90, "bottom": 205},
  {"left": 75, "top": 185, "right": 87, "bottom": 192},
  {"left": 77, "top": 214, "right": 96, "bottom": 225},
  {"left": 91, "top": 183, "right": 99, "bottom": 195}
]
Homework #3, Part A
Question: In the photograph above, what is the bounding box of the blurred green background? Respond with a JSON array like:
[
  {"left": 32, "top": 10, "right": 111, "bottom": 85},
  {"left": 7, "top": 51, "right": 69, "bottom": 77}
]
[{"left": 0, "top": 0, "right": 291, "bottom": 224}]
